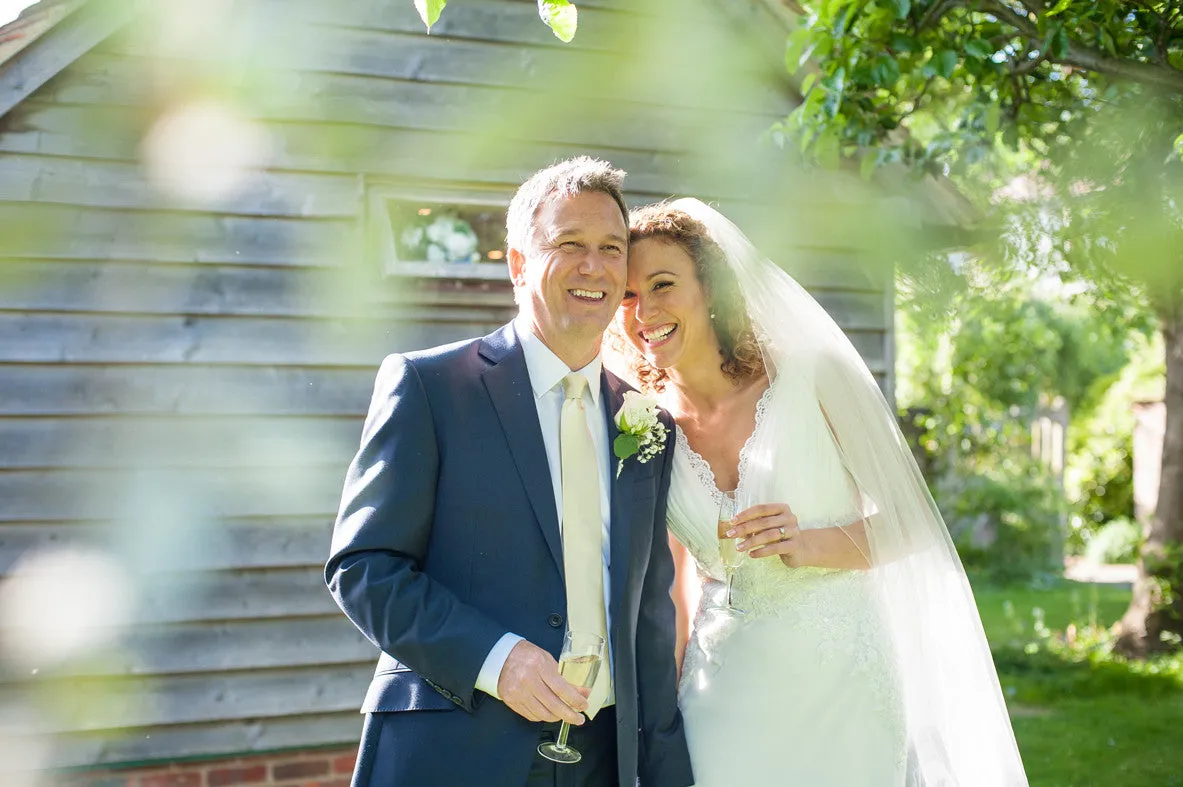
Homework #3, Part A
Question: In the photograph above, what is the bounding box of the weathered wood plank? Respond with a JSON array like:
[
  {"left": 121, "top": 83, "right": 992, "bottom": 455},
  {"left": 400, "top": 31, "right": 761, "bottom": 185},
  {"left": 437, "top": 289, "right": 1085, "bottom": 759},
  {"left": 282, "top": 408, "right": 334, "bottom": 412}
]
[
  {"left": 806, "top": 291, "right": 888, "bottom": 332},
  {"left": 0, "top": 516, "right": 334, "bottom": 575},
  {"left": 0, "top": 311, "right": 884, "bottom": 382},
  {"left": 0, "top": 104, "right": 713, "bottom": 200},
  {"left": 0, "top": 415, "right": 360, "bottom": 470},
  {"left": 0, "top": 0, "right": 134, "bottom": 121},
  {"left": 51, "top": 616, "right": 375, "bottom": 677},
  {"left": 42, "top": 710, "right": 364, "bottom": 769},
  {"left": 0, "top": 259, "right": 518, "bottom": 321},
  {"left": 0, "top": 259, "right": 339, "bottom": 317},
  {"left": 0, "top": 364, "right": 374, "bottom": 416},
  {"left": 97, "top": 21, "right": 791, "bottom": 116},
  {"left": 134, "top": 567, "right": 340, "bottom": 624},
  {"left": 0, "top": 203, "right": 353, "bottom": 265},
  {"left": 41, "top": 53, "right": 779, "bottom": 157},
  {"left": 0, "top": 312, "right": 398, "bottom": 366},
  {"left": 21, "top": 663, "right": 371, "bottom": 732},
  {"left": 0, "top": 466, "right": 343, "bottom": 522},
  {"left": 0, "top": 153, "right": 359, "bottom": 218},
  {"left": 842, "top": 330, "right": 889, "bottom": 375},
  {"left": 290, "top": 0, "right": 622, "bottom": 49},
  {"left": 782, "top": 256, "right": 891, "bottom": 292},
  {"left": 0, "top": 254, "right": 878, "bottom": 331}
]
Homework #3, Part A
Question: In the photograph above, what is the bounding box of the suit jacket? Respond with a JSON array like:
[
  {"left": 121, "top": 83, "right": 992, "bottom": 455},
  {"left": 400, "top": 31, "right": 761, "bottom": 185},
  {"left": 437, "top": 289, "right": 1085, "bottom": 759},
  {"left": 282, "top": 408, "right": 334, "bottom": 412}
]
[{"left": 326, "top": 322, "right": 693, "bottom": 787}]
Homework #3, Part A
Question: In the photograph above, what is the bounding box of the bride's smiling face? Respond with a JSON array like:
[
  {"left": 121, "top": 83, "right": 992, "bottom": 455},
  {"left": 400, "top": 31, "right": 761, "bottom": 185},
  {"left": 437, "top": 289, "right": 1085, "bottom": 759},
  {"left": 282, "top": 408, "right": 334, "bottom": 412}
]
[{"left": 618, "top": 237, "right": 719, "bottom": 372}]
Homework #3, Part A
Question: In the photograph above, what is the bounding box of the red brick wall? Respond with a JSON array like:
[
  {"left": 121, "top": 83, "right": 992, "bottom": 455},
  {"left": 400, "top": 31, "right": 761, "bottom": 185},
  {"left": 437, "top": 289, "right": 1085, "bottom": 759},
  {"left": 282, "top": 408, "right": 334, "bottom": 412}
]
[{"left": 57, "top": 748, "right": 357, "bottom": 787}]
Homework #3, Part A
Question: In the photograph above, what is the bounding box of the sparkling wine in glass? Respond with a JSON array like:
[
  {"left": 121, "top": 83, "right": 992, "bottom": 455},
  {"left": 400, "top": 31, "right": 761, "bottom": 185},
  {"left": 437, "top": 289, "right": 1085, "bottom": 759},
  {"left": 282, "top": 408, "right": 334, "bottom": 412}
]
[
  {"left": 537, "top": 630, "right": 605, "bottom": 765},
  {"left": 718, "top": 489, "right": 747, "bottom": 613}
]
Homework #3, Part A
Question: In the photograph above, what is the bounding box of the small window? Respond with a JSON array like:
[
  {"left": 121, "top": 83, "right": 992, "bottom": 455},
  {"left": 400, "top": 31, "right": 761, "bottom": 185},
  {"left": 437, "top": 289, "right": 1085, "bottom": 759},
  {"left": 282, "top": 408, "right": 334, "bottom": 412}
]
[{"left": 366, "top": 181, "right": 512, "bottom": 280}]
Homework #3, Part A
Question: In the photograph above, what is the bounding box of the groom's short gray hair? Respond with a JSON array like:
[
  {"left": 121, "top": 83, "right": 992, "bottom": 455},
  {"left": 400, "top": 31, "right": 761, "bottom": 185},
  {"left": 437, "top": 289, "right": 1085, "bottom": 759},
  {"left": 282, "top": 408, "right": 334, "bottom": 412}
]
[{"left": 506, "top": 156, "right": 629, "bottom": 252}]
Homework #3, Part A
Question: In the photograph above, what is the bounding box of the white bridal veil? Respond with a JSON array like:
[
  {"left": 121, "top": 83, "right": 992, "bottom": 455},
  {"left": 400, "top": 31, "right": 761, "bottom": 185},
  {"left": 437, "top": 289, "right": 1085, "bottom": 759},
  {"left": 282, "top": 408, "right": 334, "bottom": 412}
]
[{"left": 669, "top": 198, "right": 1028, "bottom": 787}]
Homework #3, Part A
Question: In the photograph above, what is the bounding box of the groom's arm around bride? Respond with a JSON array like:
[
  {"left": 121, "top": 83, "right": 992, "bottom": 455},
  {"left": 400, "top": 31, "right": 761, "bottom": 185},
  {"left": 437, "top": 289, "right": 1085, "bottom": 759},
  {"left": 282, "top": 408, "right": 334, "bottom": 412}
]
[{"left": 325, "top": 157, "right": 692, "bottom": 787}]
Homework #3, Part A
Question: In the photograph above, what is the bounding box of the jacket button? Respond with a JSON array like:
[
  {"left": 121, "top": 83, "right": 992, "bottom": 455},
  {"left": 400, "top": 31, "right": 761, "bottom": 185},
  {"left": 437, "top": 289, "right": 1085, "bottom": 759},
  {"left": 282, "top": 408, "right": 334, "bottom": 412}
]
[{"left": 547, "top": 613, "right": 564, "bottom": 628}]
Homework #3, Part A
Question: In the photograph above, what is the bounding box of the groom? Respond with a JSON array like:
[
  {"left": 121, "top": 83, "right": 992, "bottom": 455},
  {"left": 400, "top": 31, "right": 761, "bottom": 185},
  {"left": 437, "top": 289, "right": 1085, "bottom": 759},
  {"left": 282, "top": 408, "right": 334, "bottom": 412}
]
[{"left": 326, "top": 157, "right": 693, "bottom": 786}]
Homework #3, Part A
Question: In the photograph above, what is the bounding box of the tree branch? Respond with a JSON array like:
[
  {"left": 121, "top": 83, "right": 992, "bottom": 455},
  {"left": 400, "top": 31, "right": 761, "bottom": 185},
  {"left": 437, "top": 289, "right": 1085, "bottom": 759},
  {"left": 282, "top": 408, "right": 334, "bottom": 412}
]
[
  {"left": 978, "top": 0, "right": 1039, "bottom": 38},
  {"left": 976, "top": 0, "right": 1183, "bottom": 94},
  {"left": 917, "top": 0, "right": 954, "bottom": 31},
  {"left": 1013, "top": 46, "right": 1047, "bottom": 74},
  {"left": 899, "top": 75, "right": 938, "bottom": 121},
  {"left": 1011, "top": 0, "right": 1044, "bottom": 20},
  {"left": 1060, "top": 43, "right": 1183, "bottom": 93}
]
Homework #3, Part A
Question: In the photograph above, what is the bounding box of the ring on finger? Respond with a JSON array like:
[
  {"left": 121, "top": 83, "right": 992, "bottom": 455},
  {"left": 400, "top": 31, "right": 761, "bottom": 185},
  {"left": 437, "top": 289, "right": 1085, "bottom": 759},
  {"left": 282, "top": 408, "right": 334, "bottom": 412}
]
[{"left": 778, "top": 526, "right": 786, "bottom": 540}]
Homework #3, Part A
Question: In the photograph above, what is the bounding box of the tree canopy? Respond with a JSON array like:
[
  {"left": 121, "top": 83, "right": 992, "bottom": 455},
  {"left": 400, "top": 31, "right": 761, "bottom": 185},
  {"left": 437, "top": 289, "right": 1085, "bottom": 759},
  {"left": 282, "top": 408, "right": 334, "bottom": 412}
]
[{"left": 781, "top": 0, "right": 1183, "bottom": 309}]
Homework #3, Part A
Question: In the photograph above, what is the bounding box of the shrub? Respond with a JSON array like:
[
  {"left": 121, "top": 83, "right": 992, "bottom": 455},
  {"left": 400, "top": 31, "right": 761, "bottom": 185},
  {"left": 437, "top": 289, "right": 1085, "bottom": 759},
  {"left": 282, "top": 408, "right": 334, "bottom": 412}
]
[
  {"left": 936, "top": 466, "right": 1065, "bottom": 584},
  {"left": 1084, "top": 517, "right": 1143, "bottom": 565}
]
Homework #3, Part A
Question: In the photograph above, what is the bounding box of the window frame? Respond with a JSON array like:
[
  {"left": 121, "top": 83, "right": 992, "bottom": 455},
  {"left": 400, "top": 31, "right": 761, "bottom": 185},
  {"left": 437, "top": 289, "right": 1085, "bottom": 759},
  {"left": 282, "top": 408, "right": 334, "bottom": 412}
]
[{"left": 364, "top": 178, "right": 514, "bottom": 282}]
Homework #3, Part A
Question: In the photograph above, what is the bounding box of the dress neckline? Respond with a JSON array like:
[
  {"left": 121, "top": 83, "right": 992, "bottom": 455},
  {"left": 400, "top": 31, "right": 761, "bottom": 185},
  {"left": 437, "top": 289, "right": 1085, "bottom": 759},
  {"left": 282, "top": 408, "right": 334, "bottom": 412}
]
[{"left": 675, "top": 385, "right": 774, "bottom": 504}]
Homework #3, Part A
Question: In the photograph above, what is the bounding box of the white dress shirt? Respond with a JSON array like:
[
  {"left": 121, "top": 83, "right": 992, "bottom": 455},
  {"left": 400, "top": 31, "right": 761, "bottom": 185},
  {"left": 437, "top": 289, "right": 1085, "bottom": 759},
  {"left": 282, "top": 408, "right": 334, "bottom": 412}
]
[{"left": 475, "top": 317, "right": 614, "bottom": 700}]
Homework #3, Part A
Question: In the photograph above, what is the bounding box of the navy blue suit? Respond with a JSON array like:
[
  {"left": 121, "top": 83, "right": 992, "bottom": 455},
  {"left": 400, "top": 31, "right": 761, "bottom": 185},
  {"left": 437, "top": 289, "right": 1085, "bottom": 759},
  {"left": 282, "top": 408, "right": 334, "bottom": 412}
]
[{"left": 326, "top": 323, "right": 693, "bottom": 786}]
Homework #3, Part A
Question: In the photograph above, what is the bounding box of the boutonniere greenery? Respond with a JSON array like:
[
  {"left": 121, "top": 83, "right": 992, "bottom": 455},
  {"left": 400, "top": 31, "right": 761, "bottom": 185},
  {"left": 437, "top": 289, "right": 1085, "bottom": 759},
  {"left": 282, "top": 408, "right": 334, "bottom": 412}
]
[{"left": 613, "top": 391, "right": 668, "bottom": 478}]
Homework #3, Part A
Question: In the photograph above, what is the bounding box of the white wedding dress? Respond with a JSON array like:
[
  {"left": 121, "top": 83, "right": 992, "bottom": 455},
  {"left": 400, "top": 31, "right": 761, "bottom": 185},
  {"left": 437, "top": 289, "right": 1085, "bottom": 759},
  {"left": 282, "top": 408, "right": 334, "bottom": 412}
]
[
  {"left": 669, "top": 381, "right": 908, "bottom": 786},
  {"left": 634, "top": 198, "right": 1026, "bottom": 786}
]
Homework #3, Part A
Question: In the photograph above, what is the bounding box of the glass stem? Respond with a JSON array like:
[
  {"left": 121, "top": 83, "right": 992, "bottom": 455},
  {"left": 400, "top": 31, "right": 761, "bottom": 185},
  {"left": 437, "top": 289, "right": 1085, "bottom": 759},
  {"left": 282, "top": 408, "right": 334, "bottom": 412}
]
[
  {"left": 725, "top": 571, "right": 734, "bottom": 608},
  {"left": 555, "top": 721, "right": 572, "bottom": 751}
]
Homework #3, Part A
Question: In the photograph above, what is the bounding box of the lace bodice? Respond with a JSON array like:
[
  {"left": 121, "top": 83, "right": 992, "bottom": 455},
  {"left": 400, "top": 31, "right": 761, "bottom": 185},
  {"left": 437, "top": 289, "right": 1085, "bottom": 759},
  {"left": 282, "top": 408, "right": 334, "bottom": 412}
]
[
  {"left": 666, "top": 378, "right": 865, "bottom": 617},
  {"left": 674, "top": 385, "right": 772, "bottom": 509}
]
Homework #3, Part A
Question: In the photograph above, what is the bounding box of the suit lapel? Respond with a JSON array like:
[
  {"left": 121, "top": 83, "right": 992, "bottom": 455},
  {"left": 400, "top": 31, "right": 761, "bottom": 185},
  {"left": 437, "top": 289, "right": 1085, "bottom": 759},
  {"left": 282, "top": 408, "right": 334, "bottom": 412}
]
[
  {"left": 481, "top": 325, "right": 565, "bottom": 579},
  {"left": 602, "top": 370, "right": 635, "bottom": 626}
]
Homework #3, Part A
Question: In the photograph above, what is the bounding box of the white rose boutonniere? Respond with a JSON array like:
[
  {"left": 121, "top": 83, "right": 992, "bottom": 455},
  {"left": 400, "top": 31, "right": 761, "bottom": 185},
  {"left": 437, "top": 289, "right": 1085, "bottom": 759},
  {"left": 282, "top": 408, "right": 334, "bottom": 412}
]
[{"left": 613, "top": 391, "right": 669, "bottom": 478}]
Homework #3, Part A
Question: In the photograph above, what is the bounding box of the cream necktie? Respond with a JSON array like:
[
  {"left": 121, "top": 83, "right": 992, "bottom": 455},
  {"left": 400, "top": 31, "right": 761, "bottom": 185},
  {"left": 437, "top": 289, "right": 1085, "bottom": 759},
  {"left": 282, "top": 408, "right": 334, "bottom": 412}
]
[{"left": 560, "top": 372, "right": 611, "bottom": 717}]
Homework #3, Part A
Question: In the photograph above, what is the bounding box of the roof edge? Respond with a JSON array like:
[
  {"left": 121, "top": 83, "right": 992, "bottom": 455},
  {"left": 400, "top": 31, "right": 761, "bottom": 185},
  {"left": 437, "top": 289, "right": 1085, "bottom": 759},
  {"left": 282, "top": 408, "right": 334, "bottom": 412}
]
[{"left": 0, "top": 0, "right": 138, "bottom": 123}]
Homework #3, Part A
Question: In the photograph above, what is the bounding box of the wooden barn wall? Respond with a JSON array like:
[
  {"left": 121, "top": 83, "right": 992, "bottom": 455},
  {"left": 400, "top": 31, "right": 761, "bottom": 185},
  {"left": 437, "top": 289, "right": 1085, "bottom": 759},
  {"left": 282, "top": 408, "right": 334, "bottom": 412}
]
[{"left": 0, "top": 0, "right": 893, "bottom": 768}]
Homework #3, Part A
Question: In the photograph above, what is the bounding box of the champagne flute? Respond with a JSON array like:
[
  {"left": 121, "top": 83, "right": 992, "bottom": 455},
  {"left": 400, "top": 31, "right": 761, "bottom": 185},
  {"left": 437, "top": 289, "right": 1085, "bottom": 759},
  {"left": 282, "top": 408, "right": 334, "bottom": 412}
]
[
  {"left": 718, "top": 489, "right": 747, "bottom": 613},
  {"left": 537, "top": 630, "right": 606, "bottom": 765}
]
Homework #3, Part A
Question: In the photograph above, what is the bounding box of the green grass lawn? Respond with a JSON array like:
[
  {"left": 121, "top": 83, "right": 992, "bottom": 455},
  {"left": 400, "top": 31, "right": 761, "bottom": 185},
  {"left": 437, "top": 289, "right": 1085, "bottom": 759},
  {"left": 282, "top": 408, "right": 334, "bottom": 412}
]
[{"left": 972, "top": 580, "right": 1183, "bottom": 787}]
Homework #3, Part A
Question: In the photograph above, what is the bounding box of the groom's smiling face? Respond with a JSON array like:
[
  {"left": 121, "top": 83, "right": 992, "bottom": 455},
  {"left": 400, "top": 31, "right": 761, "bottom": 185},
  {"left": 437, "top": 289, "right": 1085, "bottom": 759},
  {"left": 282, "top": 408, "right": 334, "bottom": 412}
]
[{"left": 509, "top": 190, "right": 628, "bottom": 366}]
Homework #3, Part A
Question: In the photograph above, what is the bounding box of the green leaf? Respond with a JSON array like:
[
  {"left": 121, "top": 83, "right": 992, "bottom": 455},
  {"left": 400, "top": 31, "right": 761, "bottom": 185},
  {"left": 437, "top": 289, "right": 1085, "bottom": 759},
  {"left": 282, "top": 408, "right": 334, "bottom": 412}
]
[
  {"left": 785, "top": 26, "right": 814, "bottom": 75},
  {"left": 1053, "top": 27, "right": 1071, "bottom": 59},
  {"left": 892, "top": 0, "right": 911, "bottom": 19},
  {"left": 874, "top": 55, "right": 901, "bottom": 87},
  {"left": 1101, "top": 27, "right": 1117, "bottom": 56},
  {"left": 1045, "top": 0, "right": 1073, "bottom": 17},
  {"left": 859, "top": 150, "right": 879, "bottom": 181},
  {"left": 985, "top": 102, "right": 1002, "bottom": 135},
  {"left": 823, "top": 66, "right": 846, "bottom": 95},
  {"left": 935, "top": 49, "right": 958, "bottom": 79},
  {"left": 538, "top": 0, "right": 578, "bottom": 43},
  {"left": 414, "top": 0, "right": 447, "bottom": 31},
  {"left": 820, "top": 0, "right": 850, "bottom": 25},
  {"left": 834, "top": 3, "right": 859, "bottom": 36},
  {"left": 965, "top": 39, "right": 993, "bottom": 59},
  {"left": 890, "top": 33, "right": 917, "bottom": 53},
  {"left": 815, "top": 127, "right": 841, "bottom": 169},
  {"left": 800, "top": 72, "right": 818, "bottom": 95},
  {"left": 613, "top": 434, "right": 640, "bottom": 460}
]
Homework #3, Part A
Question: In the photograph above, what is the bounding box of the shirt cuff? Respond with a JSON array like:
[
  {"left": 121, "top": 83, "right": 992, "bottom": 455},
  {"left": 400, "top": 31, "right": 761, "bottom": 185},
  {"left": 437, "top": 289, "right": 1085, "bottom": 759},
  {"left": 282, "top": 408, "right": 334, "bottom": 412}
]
[{"left": 475, "top": 632, "right": 524, "bottom": 700}]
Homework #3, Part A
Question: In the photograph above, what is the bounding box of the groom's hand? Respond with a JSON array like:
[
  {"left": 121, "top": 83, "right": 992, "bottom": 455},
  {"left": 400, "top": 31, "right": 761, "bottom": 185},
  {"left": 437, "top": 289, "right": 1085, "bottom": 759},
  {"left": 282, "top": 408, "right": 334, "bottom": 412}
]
[{"left": 498, "top": 640, "right": 589, "bottom": 725}]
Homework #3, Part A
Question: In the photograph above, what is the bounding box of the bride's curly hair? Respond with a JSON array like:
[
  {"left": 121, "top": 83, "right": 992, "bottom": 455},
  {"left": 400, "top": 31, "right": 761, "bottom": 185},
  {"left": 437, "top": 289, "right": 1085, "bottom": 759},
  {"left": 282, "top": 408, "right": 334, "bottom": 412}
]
[{"left": 608, "top": 203, "right": 765, "bottom": 393}]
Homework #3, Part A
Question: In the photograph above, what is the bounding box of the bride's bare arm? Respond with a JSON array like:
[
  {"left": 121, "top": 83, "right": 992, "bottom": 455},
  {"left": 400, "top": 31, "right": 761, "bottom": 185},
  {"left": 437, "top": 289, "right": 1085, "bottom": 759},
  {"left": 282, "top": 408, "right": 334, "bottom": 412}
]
[
  {"left": 727, "top": 504, "right": 872, "bottom": 570},
  {"left": 668, "top": 532, "right": 699, "bottom": 677}
]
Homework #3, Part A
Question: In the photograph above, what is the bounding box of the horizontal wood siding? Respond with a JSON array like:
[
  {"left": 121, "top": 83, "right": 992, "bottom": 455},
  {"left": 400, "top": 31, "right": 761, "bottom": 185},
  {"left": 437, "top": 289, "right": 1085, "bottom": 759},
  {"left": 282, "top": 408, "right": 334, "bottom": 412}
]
[{"left": 0, "top": 0, "right": 894, "bottom": 768}]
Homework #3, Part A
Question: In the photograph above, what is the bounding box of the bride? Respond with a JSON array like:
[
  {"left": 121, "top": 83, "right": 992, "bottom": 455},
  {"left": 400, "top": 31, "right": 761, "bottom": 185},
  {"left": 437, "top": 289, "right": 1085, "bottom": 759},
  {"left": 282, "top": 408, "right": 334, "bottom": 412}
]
[{"left": 607, "top": 199, "right": 1028, "bottom": 786}]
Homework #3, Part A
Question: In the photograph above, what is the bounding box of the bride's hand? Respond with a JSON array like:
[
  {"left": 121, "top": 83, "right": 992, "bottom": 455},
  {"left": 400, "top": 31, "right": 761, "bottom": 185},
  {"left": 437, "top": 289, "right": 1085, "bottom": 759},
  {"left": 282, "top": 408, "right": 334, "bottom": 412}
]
[{"left": 727, "top": 503, "right": 810, "bottom": 568}]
